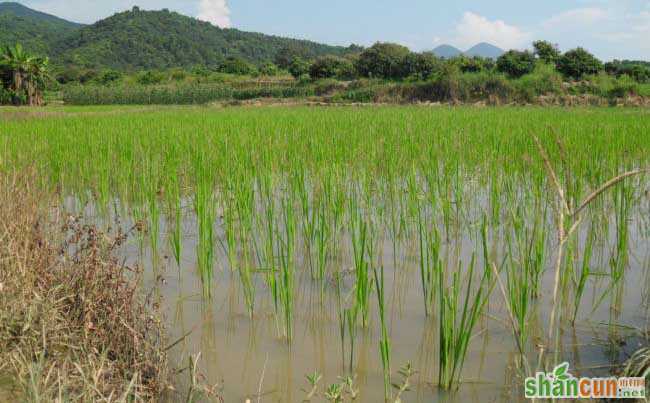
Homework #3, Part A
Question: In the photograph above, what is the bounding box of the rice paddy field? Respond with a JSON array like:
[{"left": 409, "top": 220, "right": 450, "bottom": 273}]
[{"left": 1, "top": 105, "right": 649, "bottom": 402}]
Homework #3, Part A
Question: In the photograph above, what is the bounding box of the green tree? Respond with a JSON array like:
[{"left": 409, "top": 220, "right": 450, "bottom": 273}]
[
  {"left": 399, "top": 52, "right": 440, "bottom": 80},
  {"left": 457, "top": 56, "right": 494, "bottom": 73},
  {"left": 496, "top": 50, "right": 536, "bottom": 78},
  {"left": 533, "top": 40, "right": 560, "bottom": 64},
  {"left": 259, "top": 61, "right": 279, "bottom": 76},
  {"left": 355, "top": 42, "right": 411, "bottom": 79},
  {"left": 274, "top": 45, "right": 309, "bottom": 69},
  {"left": 556, "top": 48, "right": 602, "bottom": 79},
  {"left": 219, "top": 56, "right": 257, "bottom": 75},
  {"left": 309, "top": 55, "right": 354, "bottom": 80},
  {"left": 96, "top": 69, "right": 122, "bottom": 85},
  {"left": 136, "top": 70, "right": 165, "bottom": 85},
  {"left": 288, "top": 57, "right": 310, "bottom": 79}
]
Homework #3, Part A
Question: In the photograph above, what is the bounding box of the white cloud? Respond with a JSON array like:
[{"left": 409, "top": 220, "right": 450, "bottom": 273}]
[
  {"left": 452, "top": 12, "right": 530, "bottom": 50},
  {"left": 542, "top": 8, "right": 608, "bottom": 29},
  {"left": 197, "top": 0, "right": 231, "bottom": 28}
]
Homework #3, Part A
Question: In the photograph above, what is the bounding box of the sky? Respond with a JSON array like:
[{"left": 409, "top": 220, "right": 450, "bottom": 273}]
[{"left": 17, "top": 0, "right": 650, "bottom": 60}]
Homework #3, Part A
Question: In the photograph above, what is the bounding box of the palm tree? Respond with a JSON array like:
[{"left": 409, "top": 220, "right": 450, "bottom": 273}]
[
  {"left": 25, "top": 56, "right": 50, "bottom": 106},
  {"left": 0, "top": 44, "right": 50, "bottom": 106}
]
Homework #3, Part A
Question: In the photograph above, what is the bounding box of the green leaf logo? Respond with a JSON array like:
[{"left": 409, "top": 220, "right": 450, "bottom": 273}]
[{"left": 554, "top": 362, "right": 570, "bottom": 381}]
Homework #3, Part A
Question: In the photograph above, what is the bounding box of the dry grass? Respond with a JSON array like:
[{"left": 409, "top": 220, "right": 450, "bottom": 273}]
[{"left": 0, "top": 172, "right": 168, "bottom": 402}]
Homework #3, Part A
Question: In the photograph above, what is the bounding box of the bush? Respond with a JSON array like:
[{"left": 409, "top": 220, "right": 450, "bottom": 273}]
[
  {"left": 400, "top": 52, "right": 441, "bottom": 80},
  {"left": 95, "top": 69, "right": 122, "bottom": 85},
  {"left": 309, "top": 56, "right": 355, "bottom": 80},
  {"left": 259, "top": 62, "right": 279, "bottom": 76},
  {"left": 556, "top": 48, "right": 603, "bottom": 80},
  {"left": 313, "top": 78, "right": 345, "bottom": 95},
  {"left": 136, "top": 71, "right": 165, "bottom": 85},
  {"left": 288, "top": 58, "right": 311, "bottom": 80},
  {"left": 496, "top": 50, "right": 536, "bottom": 78},
  {"left": 457, "top": 56, "right": 494, "bottom": 73},
  {"left": 355, "top": 42, "right": 411, "bottom": 79},
  {"left": 166, "top": 69, "right": 186, "bottom": 82},
  {"left": 513, "top": 63, "right": 563, "bottom": 101},
  {"left": 0, "top": 86, "right": 13, "bottom": 104},
  {"left": 608, "top": 75, "right": 639, "bottom": 98},
  {"left": 191, "top": 65, "right": 212, "bottom": 77},
  {"left": 55, "top": 68, "right": 81, "bottom": 84},
  {"left": 219, "top": 57, "right": 257, "bottom": 75}
]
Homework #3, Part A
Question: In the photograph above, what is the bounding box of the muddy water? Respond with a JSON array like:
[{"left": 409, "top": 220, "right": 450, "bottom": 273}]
[{"left": 67, "top": 194, "right": 649, "bottom": 403}]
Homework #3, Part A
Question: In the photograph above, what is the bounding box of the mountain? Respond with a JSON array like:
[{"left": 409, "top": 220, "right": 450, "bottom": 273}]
[
  {"left": 1, "top": 3, "right": 357, "bottom": 70},
  {"left": 432, "top": 44, "right": 463, "bottom": 59},
  {"left": 465, "top": 42, "right": 504, "bottom": 59},
  {"left": 432, "top": 42, "right": 505, "bottom": 59},
  {"left": 0, "top": 2, "right": 82, "bottom": 54},
  {"left": 0, "top": 1, "right": 81, "bottom": 26}
]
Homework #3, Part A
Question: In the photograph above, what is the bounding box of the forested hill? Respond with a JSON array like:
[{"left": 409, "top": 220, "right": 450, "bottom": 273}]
[
  {"left": 0, "top": 2, "right": 82, "bottom": 55},
  {"left": 1, "top": 3, "right": 358, "bottom": 70}
]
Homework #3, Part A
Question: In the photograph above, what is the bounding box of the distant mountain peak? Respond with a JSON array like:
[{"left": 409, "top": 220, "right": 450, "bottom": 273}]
[
  {"left": 432, "top": 44, "right": 463, "bottom": 58},
  {"left": 432, "top": 42, "right": 505, "bottom": 59},
  {"left": 465, "top": 43, "right": 504, "bottom": 59}
]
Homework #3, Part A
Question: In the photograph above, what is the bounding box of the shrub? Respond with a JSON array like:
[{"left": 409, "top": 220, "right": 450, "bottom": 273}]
[
  {"left": 513, "top": 63, "right": 563, "bottom": 101},
  {"left": 136, "top": 71, "right": 165, "bottom": 85},
  {"left": 336, "top": 87, "right": 378, "bottom": 103},
  {"left": 191, "top": 65, "right": 211, "bottom": 77},
  {"left": 55, "top": 68, "right": 81, "bottom": 84},
  {"left": 556, "top": 48, "right": 603, "bottom": 80},
  {"left": 309, "top": 56, "right": 355, "bottom": 80},
  {"left": 607, "top": 75, "right": 639, "bottom": 98},
  {"left": 400, "top": 52, "right": 441, "bottom": 80},
  {"left": 95, "top": 69, "right": 122, "bottom": 85},
  {"left": 0, "top": 86, "right": 13, "bottom": 104},
  {"left": 457, "top": 56, "right": 494, "bottom": 73},
  {"left": 288, "top": 58, "right": 311, "bottom": 80},
  {"left": 219, "top": 57, "right": 257, "bottom": 75},
  {"left": 259, "top": 62, "right": 280, "bottom": 76},
  {"left": 169, "top": 68, "right": 187, "bottom": 81},
  {"left": 496, "top": 50, "right": 536, "bottom": 78},
  {"left": 355, "top": 42, "right": 411, "bottom": 79},
  {"left": 314, "top": 78, "right": 345, "bottom": 95}
]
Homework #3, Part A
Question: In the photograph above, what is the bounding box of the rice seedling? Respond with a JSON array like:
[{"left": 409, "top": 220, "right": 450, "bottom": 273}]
[
  {"left": 416, "top": 201, "right": 441, "bottom": 316},
  {"left": 349, "top": 199, "right": 372, "bottom": 329},
  {"left": 438, "top": 255, "right": 492, "bottom": 390},
  {"left": 373, "top": 265, "right": 391, "bottom": 401},
  {"left": 2, "top": 105, "right": 649, "bottom": 400},
  {"left": 277, "top": 196, "right": 296, "bottom": 342}
]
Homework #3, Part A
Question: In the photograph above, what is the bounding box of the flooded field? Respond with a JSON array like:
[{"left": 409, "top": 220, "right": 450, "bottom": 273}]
[{"left": 2, "top": 105, "right": 649, "bottom": 401}]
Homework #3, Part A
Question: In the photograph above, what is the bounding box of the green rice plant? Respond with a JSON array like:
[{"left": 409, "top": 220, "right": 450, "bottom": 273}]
[
  {"left": 610, "top": 181, "right": 633, "bottom": 283},
  {"left": 416, "top": 202, "right": 441, "bottom": 316},
  {"left": 277, "top": 196, "right": 296, "bottom": 342},
  {"left": 193, "top": 166, "right": 215, "bottom": 298},
  {"left": 167, "top": 178, "right": 183, "bottom": 267},
  {"left": 373, "top": 265, "right": 391, "bottom": 402},
  {"left": 571, "top": 223, "right": 594, "bottom": 324},
  {"left": 350, "top": 206, "right": 372, "bottom": 329},
  {"left": 438, "top": 254, "right": 491, "bottom": 390}
]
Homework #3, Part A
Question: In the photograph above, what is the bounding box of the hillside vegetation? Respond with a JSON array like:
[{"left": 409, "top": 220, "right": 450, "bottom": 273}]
[
  {"left": 0, "top": 2, "right": 81, "bottom": 55},
  {"left": 0, "top": 3, "right": 357, "bottom": 70}
]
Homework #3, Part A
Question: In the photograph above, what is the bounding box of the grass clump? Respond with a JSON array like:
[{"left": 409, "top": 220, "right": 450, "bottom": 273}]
[{"left": 0, "top": 173, "right": 168, "bottom": 402}]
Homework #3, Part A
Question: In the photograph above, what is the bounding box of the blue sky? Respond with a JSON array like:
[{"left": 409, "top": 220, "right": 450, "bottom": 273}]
[{"left": 19, "top": 0, "right": 650, "bottom": 60}]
